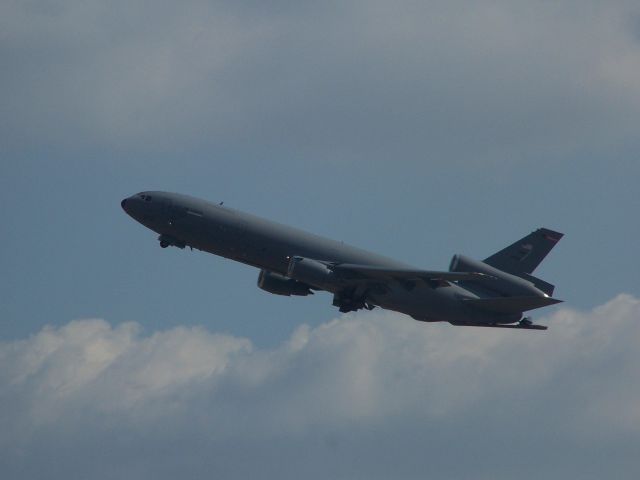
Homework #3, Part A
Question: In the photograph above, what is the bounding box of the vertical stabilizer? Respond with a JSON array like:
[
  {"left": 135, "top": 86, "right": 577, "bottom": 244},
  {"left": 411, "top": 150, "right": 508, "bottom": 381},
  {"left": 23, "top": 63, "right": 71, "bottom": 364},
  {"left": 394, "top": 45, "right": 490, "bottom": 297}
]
[{"left": 483, "top": 228, "right": 563, "bottom": 275}]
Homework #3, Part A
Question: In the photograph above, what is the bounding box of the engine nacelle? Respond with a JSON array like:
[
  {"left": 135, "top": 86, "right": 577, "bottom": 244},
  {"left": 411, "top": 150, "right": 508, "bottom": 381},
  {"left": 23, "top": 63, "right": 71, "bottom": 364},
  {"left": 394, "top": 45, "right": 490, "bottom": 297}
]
[
  {"left": 257, "top": 270, "right": 312, "bottom": 296},
  {"left": 286, "top": 256, "right": 334, "bottom": 290},
  {"left": 449, "top": 254, "right": 545, "bottom": 297}
]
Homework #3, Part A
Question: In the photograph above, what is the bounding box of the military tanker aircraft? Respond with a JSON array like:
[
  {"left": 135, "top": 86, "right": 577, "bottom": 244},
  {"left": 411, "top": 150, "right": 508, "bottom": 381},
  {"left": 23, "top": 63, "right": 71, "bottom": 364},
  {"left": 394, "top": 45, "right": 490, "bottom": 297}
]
[{"left": 122, "top": 191, "right": 563, "bottom": 330}]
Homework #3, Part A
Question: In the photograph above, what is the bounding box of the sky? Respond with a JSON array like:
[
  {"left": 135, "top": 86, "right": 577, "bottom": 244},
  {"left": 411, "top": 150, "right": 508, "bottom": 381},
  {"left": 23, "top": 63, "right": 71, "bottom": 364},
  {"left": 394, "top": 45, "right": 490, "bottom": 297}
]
[{"left": 1, "top": 0, "right": 640, "bottom": 478}]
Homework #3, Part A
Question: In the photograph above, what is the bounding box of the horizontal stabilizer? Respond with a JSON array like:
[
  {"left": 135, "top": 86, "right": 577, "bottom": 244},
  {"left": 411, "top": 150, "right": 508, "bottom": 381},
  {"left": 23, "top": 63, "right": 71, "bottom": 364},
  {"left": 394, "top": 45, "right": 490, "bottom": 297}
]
[
  {"left": 463, "top": 296, "right": 562, "bottom": 314},
  {"left": 332, "top": 263, "right": 493, "bottom": 283},
  {"left": 519, "top": 272, "right": 556, "bottom": 296}
]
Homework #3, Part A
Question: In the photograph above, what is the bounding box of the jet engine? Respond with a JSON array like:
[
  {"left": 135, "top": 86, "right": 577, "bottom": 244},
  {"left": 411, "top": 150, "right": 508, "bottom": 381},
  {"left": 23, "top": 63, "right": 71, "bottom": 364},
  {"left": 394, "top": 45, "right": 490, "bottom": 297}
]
[
  {"left": 449, "top": 254, "right": 545, "bottom": 297},
  {"left": 257, "top": 270, "right": 313, "bottom": 296},
  {"left": 286, "top": 256, "right": 335, "bottom": 290}
]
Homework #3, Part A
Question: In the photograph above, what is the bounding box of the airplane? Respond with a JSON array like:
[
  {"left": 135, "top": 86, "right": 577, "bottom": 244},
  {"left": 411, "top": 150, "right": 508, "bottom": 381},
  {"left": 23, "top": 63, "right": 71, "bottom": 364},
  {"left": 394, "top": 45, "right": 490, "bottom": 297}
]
[{"left": 121, "top": 191, "right": 563, "bottom": 330}]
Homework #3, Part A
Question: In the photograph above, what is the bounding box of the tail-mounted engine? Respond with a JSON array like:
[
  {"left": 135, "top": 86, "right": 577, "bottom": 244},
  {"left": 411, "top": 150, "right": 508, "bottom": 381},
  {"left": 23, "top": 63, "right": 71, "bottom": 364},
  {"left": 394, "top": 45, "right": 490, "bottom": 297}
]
[{"left": 449, "top": 254, "right": 546, "bottom": 297}]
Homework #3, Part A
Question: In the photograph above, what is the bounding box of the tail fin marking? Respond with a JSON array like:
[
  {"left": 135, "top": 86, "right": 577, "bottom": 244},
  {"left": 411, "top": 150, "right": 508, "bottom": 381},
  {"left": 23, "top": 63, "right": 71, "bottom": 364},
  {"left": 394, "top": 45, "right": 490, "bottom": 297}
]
[{"left": 483, "top": 228, "right": 563, "bottom": 275}]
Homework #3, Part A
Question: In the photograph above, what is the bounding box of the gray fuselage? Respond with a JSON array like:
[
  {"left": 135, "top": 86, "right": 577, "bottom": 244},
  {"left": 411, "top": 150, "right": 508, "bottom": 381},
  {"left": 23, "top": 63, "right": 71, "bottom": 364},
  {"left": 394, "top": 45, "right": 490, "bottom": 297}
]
[{"left": 121, "top": 191, "right": 519, "bottom": 325}]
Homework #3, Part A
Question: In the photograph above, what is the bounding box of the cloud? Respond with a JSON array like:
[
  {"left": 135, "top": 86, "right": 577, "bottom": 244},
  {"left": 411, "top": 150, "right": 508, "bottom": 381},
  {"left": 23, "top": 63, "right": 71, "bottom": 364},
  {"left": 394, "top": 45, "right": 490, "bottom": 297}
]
[
  {"left": 2, "top": 1, "right": 640, "bottom": 163},
  {"left": 1, "top": 295, "right": 639, "bottom": 479}
]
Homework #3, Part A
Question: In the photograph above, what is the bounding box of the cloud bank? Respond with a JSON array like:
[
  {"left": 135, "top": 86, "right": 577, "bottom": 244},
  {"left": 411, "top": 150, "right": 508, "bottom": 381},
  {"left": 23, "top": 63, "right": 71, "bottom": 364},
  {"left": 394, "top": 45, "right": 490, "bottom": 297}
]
[{"left": 1, "top": 295, "right": 639, "bottom": 479}]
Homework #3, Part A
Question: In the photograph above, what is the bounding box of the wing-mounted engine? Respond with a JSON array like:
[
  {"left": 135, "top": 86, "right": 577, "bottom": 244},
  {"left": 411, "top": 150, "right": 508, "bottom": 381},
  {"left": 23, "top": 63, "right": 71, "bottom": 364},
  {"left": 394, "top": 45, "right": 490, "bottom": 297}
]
[
  {"left": 287, "top": 257, "right": 380, "bottom": 313},
  {"left": 257, "top": 270, "right": 313, "bottom": 296},
  {"left": 286, "top": 256, "right": 335, "bottom": 290}
]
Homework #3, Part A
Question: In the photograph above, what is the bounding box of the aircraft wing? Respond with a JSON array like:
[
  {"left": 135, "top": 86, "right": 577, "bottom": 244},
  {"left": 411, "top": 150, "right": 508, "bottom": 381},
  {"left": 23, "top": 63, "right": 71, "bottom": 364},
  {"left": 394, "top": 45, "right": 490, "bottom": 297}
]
[{"left": 330, "top": 263, "right": 492, "bottom": 284}]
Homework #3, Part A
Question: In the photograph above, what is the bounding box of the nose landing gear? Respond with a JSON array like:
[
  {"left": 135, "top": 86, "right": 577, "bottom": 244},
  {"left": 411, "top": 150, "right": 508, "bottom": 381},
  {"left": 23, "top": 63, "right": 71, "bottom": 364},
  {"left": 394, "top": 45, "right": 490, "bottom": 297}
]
[{"left": 158, "top": 234, "right": 186, "bottom": 249}]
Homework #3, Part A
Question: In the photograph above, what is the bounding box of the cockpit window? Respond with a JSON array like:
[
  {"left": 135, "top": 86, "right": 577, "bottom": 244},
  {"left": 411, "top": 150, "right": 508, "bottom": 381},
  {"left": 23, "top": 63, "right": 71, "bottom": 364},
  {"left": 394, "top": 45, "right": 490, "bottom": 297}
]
[{"left": 138, "top": 194, "right": 153, "bottom": 202}]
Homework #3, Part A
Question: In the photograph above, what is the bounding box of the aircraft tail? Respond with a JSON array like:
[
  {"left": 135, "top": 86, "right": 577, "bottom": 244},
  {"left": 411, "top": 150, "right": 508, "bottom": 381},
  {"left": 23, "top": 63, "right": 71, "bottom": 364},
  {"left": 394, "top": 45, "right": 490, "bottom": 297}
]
[
  {"left": 481, "top": 228, "right": 563, "bottom": 296},
  {"left": 484, "top": 228, "right": 563, "bottom": 274},
  {"left": 517, "top": 272, "right": 556, "bottom": 297}
]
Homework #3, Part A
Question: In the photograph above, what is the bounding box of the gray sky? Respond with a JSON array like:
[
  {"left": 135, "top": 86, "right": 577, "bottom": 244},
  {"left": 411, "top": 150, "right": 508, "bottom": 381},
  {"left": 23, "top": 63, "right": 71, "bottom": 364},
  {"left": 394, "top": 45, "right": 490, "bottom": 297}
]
[{"left": 1, "top": 1, "right": 640, "bottom": 478}]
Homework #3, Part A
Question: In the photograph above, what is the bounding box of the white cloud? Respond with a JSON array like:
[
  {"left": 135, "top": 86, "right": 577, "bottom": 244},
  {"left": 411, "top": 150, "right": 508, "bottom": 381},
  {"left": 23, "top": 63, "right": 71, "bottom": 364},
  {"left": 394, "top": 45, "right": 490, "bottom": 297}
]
[{"left": 1, "top": 295, "right": 639, "bottom": 479}]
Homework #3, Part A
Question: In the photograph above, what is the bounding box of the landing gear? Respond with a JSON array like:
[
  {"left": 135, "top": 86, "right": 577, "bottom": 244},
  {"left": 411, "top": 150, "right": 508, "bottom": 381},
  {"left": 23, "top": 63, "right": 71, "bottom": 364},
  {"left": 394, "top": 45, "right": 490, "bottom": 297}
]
[
  {"left": 158, "top": 234, "right": 186, "bottom": 249},
  {"left": 335, "top": 298, "right": 366, "bottom": 313},
  {"left": 332, "top": 288, "right": 375, "bottom": 313}
]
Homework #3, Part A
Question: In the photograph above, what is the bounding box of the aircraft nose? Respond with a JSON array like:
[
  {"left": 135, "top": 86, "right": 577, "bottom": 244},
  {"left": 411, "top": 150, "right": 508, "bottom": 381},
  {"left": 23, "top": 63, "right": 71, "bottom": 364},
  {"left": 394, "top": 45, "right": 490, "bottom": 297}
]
[{"left": 121, "top": 198, "right": 129, "bottom": 211}]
